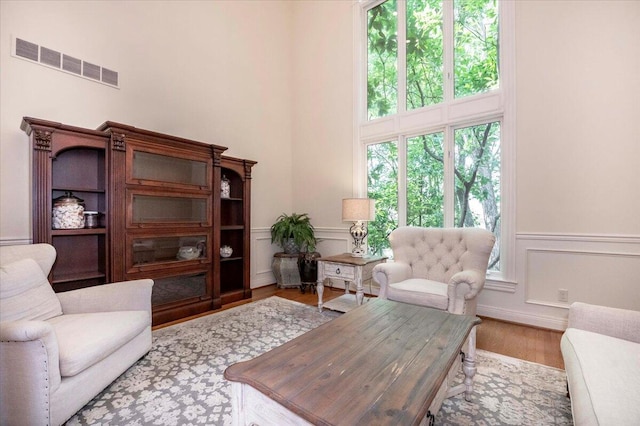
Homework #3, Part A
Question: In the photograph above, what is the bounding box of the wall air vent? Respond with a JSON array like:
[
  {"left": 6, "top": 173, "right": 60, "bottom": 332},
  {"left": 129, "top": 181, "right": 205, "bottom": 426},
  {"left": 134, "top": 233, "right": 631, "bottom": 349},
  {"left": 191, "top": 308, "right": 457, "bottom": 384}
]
[
  {"left": 83, "top": 61, "right": 101, "bottom": 80},
  {"left": 40, "top": 46, "right": 61, "bottom": 68},
  {"left": 11, "top": 36, "right": 119, "bottom": 89},
  {"left": 63, "top": 54, "right": 82, "bottom": 75},
  {"left": 102, "top": 68, "right": 118, "bottom": 86},
  {"left": 15, "top": 38, "right": 38, "bottom": 61}
]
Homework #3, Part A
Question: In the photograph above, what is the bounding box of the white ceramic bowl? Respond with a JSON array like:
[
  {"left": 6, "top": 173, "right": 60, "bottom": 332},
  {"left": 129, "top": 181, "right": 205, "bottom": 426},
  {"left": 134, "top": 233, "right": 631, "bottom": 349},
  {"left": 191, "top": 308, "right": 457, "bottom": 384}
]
[
  {"left": 220, "top": 245, "right": 233, "bottom": 258},
  {"left": 178, "top": 246, "right": 201, "bottom": 260}
]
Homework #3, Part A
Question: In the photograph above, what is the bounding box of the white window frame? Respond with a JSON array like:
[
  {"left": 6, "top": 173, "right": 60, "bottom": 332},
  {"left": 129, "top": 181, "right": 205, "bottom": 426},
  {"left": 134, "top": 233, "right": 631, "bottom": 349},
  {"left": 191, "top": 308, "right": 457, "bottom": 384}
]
[{"left": 352, "top": 0, "right": 516, "bottom": 283}]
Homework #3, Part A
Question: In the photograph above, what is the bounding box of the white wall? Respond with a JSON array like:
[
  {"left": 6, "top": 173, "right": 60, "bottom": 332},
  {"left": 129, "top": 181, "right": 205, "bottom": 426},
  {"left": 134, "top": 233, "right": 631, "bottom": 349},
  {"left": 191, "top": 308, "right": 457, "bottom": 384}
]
[
  {"left": 289, "top": 0, "right": 640, "bottom": 329},
  {"left": 0, "top": 0, "right": 294, "bottom": 242},
  {"left": 252, "top": 0, "right": 358, "bottom": 286},
  {"left": 475, "top": 0, "right": 640, "bottom": 329},
  {"left": 2, "top": 0, "right": 639, "bottom": 329},
  {"left": 516, "top": 0, "right": 640, "bottom": 235}
]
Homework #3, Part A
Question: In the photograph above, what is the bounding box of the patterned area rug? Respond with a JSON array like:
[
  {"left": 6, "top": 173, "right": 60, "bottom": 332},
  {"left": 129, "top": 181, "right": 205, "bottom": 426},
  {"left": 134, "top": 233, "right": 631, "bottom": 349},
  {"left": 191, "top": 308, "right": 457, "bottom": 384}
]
[
  {"left": 439, "top": 351, "right": 572, "bottom": 425},
  {"left": 65, "top": 297, "right": 572, "bottom": 425}
]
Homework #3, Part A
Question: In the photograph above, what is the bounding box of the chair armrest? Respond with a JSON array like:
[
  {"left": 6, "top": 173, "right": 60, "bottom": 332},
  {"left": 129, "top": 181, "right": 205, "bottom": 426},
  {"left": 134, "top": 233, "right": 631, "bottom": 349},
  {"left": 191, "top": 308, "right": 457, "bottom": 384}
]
[
  {"left": 567, "top": 302, "right": 640, "bottom": 343},
  {"left": 447, "top": 270, "right": 486, "bottom": 315},
  {"left": 57, "top": 279, "right": 154, "bottom": 315},
  {"left": 449, "top": 270, "right": 486, "bottom": 300},
  {"left": 1, "top": 321, "right": 62, "bottom": 409},
  {"left": 1, "top": 319, "right": 54, "bottom": 341},
  {"left": 373, "top": 262, "right": 412, "bottom": 298}
]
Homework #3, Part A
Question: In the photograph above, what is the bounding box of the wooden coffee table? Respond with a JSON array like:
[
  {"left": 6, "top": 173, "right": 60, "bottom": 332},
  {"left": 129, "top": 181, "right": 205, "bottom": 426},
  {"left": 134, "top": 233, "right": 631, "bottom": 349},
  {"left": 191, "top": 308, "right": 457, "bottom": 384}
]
[{"left": 224, "top": 299, "right": 481, "bottom": 426}]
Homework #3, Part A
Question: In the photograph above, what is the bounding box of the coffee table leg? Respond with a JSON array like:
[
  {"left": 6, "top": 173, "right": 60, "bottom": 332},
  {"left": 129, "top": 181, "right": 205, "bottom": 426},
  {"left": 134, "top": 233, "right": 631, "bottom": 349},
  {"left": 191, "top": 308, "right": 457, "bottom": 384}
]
[{"left": 462, "top": 326, "right": 478, "bottom": 401}]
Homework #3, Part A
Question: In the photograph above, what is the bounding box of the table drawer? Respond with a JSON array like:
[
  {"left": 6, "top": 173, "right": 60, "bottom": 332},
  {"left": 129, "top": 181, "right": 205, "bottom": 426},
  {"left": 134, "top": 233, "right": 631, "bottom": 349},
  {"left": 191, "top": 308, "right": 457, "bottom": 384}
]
[{"left": 323, "top": 262, "right": 355, "bottom": 280}]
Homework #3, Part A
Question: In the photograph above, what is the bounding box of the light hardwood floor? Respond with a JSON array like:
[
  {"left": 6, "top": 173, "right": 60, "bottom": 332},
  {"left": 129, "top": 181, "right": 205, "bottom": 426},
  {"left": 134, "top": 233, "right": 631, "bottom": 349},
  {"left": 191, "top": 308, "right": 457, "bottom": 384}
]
[{"left": 158, "top": 285, "right": 565, "bottom": 370}]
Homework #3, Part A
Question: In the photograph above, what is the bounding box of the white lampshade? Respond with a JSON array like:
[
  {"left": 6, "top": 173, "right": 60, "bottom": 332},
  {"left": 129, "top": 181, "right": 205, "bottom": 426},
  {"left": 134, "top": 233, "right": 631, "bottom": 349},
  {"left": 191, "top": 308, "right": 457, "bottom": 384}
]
[{"left": 342, "top": 198, "right": 376, "bottom": 222}]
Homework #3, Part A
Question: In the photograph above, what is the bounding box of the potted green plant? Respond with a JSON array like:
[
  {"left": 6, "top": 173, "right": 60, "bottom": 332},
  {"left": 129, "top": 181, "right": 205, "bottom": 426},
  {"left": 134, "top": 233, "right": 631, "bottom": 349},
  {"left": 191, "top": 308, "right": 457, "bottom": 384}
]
[{"left": 270, "top": 213, "right": 316, "bottom": 254}]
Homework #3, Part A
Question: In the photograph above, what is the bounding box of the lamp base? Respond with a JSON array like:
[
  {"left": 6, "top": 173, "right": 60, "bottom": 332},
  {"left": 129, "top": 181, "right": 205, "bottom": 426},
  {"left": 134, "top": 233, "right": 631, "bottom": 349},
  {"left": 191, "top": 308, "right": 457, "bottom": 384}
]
[
  {"left": 349, "top": 221, "right": 368, "bottom": 258},
  {"left": 350, "top": 249, "right": 366, "bottom": 258}
]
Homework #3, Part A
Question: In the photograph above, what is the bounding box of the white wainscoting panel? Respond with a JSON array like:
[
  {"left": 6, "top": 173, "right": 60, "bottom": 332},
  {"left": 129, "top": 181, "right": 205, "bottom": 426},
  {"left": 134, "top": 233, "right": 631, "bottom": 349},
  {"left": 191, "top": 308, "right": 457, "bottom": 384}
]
[
  {"left": 526, "top": 248, "right": 640, "bottom": 310},
  {"left": 518, "top": 233, "right": 640, "bottom": 312},
  {"left": 477, "top": 232, "right": 640, "bottom": 330},
  {"left": 251, "top": 228, "right": 278, "bottom": 288},
  {"left": 250, "top": 227, "right": 353, "bottom": 289}
]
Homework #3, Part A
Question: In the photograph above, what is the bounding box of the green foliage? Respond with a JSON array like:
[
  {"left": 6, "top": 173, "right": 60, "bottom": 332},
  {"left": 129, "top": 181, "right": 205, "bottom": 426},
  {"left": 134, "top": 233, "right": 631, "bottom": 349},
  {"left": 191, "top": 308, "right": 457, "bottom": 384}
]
[
  {"left": 367, "top": 142, "right": 399, "bottom": 256},
  {"left": 270, "top": 213, "right": 316, "bottom": 252},
  {"left": 454, "top": 122, "right": 501, "bottom": 234},
  {"left": 365, "top": 0, "right": 501, "bottom": 269},
  {"left": 367, "top": 0, "right": 398, "bottom": 119},
  {"left": 407, "top": 133, "right": 445, "bottom": 228},
  {"left": 407, "top": 0, "right": 444, "bottom": 108},
  {"left": 454, "top": 0, "right": 499, "bottom": 97}
]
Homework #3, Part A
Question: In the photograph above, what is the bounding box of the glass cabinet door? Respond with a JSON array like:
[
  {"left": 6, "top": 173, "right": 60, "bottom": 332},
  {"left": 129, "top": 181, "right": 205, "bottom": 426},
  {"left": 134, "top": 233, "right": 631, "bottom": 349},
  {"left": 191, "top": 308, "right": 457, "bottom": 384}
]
[
  {"left": 130, "top": 193, "right": 210, "bottom": 225},
  {"left": 151, "top": 271, "right": 208, "bottom": 306},
  {"left": 130, "top": 149, "right": 211, "bottom": 190},
  {"left": 131, "top": 235, "right": 208, "bottom": 267}
]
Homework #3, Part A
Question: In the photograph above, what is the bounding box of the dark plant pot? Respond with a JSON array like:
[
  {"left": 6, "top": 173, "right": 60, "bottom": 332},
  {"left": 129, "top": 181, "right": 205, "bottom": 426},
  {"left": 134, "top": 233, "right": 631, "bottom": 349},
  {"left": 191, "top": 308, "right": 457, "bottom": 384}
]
[
  {"left": 283, "top": 238, "right": 300, "bottom": 254},
  {"left": 298, "top": 251, "right": 320, "bottom": 284}
]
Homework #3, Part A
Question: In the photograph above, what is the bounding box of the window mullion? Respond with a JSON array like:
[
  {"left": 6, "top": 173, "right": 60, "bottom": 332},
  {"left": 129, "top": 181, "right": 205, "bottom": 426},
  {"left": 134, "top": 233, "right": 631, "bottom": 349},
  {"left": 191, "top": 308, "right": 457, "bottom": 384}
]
[
  {"left": 443, "top": 126, "right": 455, "bottom": 227},
  {"left": 443, "top": 0, "right": 454, "bottom": 103},
  {"left": 398, "top": 0, "right": 407, "bottom": 114},
  {"left": 398, "top": 135, "right": 407, "bottom": 227}
]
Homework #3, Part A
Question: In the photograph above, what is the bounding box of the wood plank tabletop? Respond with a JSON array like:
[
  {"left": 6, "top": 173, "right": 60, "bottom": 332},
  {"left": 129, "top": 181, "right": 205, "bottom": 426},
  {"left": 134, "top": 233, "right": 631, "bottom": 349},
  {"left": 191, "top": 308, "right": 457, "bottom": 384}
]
[
  {"left": 224, "top": 299, "right": 481, "bottom": 426},
  {"left": 317, "top": 253, "right": 387, "bottom": 266}
]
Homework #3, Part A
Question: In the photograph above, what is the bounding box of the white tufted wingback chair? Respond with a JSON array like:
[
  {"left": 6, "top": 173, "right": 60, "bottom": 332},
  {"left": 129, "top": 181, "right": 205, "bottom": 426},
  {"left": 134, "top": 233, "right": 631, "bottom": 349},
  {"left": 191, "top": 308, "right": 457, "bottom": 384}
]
[
  {"left": 373, "top": 226, "right": 495, "bottom": 316},
  {"left": 373, "top": 227, "right": 495, "bottom": 400}
]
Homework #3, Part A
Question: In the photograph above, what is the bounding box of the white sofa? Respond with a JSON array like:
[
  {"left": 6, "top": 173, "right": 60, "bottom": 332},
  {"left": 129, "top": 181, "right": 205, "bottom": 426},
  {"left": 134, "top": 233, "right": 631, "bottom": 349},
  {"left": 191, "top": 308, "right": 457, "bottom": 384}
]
[
  {"left": 0, "top": 244, "right": 153, "bottom": 426},
  {"left": 561, "top": 302, "right": 640, "bottom": 425}
]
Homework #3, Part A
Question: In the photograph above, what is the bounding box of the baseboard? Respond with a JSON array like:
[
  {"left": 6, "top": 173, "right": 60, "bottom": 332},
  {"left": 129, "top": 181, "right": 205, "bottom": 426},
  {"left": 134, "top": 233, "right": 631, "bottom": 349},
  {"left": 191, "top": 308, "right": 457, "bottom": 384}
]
[{"left": 477, "top": 304, "right": 568, "bottom": 331}]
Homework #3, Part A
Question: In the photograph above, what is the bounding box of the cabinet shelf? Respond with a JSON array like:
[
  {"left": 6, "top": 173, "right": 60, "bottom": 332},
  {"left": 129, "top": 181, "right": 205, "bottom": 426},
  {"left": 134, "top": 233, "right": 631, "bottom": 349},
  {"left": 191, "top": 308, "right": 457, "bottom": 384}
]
[
  {"left": 52, "top": 187, "right": 106, "bottom": 194},
  {"left": 52, "top": 271, "right": 106, "bottom": 284},
  {"left": 131, "top": 258, "right": 210, "bottom": 273},
  {"left": 52, "top": 228, "right": 107, "bottom": 236},
  {"left": 220, "top": 256, "right": 243, "bottom": 262},
  {"left": 222, "top": 197, "right": 243, "bottom": 202},
  {"left": 221, "top": 225, "right": 244, "bottom": 231}
]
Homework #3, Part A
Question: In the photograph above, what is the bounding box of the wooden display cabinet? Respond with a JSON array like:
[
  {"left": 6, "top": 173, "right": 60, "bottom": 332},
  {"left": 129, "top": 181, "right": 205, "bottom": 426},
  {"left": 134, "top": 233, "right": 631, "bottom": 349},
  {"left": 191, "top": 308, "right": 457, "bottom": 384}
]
[{"left": 24, "top": 117, "right": 256, "bottom": 326}]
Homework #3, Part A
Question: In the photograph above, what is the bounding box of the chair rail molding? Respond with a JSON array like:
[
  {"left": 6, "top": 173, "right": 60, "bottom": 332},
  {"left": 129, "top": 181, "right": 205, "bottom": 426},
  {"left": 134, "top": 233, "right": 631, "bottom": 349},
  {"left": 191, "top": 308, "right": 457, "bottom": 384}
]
[
  {"left": 0, "top": 238, "right": 32, "bottom": 246},
  {"left": 252, "top": 229, "right": 639, "bottom": 331}
]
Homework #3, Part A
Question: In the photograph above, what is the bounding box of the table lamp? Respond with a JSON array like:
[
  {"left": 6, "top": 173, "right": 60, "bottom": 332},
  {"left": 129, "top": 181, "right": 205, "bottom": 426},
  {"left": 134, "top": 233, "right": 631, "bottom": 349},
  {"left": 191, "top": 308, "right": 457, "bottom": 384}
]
[{"left": 342, "top": 198, "right": 376, "bottom": 257}]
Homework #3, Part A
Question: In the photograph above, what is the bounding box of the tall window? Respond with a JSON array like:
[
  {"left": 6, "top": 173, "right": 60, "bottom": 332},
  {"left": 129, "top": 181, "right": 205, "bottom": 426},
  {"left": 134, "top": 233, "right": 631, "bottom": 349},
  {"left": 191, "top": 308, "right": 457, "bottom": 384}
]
[{"left": 360, "top": 0, "right": 511, "bottom": 275}]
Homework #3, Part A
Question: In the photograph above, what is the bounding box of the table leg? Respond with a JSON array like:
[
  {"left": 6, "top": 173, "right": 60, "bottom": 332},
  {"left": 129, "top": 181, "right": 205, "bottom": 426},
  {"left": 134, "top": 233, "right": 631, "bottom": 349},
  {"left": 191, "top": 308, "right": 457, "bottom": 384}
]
[
  {"left": 462, "top": 326, "right": 477, "bottom": 401},
  {"left": 317, "top": 278, "right": 324, "bottom": 312},
  {"left": 354, "top": 267, "right": 364, "bottom": 306},
  {"left": 355, "top": 279, "right": 364, "bottom": 306}
]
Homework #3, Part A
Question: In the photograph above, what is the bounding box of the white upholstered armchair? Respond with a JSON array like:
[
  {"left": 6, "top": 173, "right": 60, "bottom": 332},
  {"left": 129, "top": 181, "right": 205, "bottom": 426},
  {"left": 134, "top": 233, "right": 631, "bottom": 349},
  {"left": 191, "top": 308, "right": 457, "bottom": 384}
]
[
  {"left": 373, "top": 226, "right": 495, "bottom": 399},
  {"left": 373, "top": 226, "right": 495, "bottom": 316},
  {"left": 0, "top": 244, "right": 153, "bottom": 426}
]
